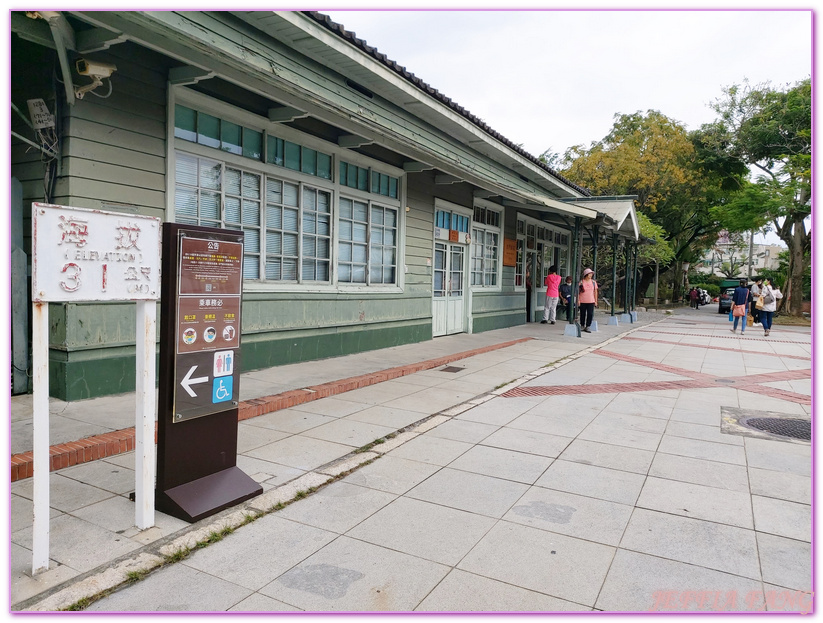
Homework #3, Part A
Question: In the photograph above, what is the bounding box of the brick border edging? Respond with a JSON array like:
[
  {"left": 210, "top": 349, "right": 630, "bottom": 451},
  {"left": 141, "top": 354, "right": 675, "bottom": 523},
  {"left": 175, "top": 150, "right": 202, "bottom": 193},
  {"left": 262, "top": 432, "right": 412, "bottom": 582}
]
[{"left": 10, "top": 337, "right": 533, "bottom": 482}]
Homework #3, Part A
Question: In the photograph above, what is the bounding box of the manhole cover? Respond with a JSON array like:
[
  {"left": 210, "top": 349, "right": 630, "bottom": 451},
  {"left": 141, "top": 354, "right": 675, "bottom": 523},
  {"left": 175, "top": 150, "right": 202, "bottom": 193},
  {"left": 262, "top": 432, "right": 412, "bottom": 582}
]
[
  {"left": 441, "top": 366, "right": 464, "bottom": 373},
  {"left": 743, "top": 417, "right": 811, "bottom": 441}
]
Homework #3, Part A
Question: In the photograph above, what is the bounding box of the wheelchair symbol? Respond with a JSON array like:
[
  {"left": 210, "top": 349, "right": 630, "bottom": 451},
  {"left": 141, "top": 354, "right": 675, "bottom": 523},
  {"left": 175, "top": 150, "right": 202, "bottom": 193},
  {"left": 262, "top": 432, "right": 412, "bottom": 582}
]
[{"left": 212, "top": 376, "right": 233, "bottom": 403}]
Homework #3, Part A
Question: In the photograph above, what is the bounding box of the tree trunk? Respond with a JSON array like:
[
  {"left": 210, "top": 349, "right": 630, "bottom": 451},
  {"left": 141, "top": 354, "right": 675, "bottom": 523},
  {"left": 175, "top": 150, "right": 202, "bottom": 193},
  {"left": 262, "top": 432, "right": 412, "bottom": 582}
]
[{"left": 786, "top": 214, "right": 807, "bottom": 316}]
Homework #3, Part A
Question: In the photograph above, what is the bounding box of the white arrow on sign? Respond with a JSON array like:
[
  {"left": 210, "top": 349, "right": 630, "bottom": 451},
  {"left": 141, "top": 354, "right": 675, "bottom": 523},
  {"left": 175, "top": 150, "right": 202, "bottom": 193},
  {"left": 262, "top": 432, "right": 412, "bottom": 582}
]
[{"left": 180, "top": 365, "right": 209, "bottom": 397}]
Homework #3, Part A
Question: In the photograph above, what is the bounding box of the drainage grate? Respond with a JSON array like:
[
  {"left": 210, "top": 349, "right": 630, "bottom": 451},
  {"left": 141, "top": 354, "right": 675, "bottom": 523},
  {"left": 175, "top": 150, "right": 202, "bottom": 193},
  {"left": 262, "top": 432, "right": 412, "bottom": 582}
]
[
  {"left": 441, "top": 366, "right": 464, "bottom": 373},
  {"left": 743, "top": 417, "right": 811, "bottom": 441}
]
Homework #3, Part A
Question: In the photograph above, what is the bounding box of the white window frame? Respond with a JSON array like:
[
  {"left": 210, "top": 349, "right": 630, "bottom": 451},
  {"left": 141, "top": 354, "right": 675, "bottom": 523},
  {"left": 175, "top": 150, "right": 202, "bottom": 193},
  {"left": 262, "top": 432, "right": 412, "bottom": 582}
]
[
  {"left": 516, "top": 213, "right": 571, "bottom": 290},
  {"left": 470, "top": 199, "right": 503, "bottom": 292},
  {"left": 167, "top": 86, "right": 405, "bottom": 294}
]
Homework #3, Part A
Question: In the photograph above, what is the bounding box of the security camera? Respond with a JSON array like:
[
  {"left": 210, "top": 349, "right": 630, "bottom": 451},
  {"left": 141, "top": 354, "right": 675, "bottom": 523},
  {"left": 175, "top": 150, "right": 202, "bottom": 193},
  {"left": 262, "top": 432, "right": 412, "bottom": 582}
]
[{"left": 76, "top": 58, "right": 117, "bottom": 80}]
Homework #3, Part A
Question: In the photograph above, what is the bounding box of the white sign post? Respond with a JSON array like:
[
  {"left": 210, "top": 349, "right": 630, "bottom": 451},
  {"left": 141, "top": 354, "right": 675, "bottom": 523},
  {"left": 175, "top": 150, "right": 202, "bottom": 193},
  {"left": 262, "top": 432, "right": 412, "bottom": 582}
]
[{"left": 31, "top": 203, "right": 161, "bottom": 575}]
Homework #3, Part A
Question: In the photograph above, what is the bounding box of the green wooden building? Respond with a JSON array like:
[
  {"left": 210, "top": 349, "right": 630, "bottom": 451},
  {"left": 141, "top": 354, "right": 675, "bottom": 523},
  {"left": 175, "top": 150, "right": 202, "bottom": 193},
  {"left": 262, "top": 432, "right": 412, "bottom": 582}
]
[{"left": 11, "top": 11, "right": 637, "bottom": 400}]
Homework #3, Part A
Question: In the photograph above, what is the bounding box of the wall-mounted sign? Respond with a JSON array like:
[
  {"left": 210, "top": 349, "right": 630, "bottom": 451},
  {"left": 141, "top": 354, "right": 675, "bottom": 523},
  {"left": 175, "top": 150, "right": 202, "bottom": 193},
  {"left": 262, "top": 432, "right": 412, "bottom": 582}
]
[
  {"left": 32, "top": 203, "right": 160, "bottom": 302},
  {"left": 503, "top": 238, "right": 518, "bottom": 267}
]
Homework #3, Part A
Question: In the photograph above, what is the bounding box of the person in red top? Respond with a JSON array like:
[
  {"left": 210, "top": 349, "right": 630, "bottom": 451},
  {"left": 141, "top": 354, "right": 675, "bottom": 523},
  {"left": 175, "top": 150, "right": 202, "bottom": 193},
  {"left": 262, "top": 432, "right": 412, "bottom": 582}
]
[
  {"left": 578, "top": 268, "right": 598, "bottom": 333},
  {"left": 541, "top": 265, "right": 562, "bottom": 324}
]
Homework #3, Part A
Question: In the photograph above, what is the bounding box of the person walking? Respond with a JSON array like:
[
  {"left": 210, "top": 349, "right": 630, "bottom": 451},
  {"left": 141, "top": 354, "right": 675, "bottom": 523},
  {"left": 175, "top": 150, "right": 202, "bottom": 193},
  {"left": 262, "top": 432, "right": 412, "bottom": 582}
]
[
  {"left": 559, "top": 275, "right": 573, "bottom": 321},
  {"left": 758, "top": 278, "right": 782, "bottom": 337},
  {"left": 578, "top": 268, "right": 598, "bottom": 333},
  {"left": 750, "top": 277, "right": 763, "bottom": 326},
  {"left": 730, "top": 279, "right": 750, "bottom": 334},
  {"left": 541, "top": 265, "right": 562, "bottom": 324},
  {"left": 689, "top": 287, "right": 699, "bottom": 309}
]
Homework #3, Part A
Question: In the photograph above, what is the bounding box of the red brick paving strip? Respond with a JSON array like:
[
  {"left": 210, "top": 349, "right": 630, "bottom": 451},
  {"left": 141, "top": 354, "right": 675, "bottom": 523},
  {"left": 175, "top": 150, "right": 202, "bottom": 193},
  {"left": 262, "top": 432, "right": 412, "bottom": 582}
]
[
  {"left": 11, "top": 337, "right": 533, "bottom": 482},
  {"left": 622, "top": 336, "right": 812, "bottom": 361}
]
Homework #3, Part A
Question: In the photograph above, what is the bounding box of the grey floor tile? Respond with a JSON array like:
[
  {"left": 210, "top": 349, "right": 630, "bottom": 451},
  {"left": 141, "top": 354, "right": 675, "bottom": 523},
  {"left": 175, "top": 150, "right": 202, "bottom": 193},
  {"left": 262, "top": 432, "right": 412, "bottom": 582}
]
[
  {"left": 344, "top": 405, "right": 426, "bottom": 429},
  {"left": 405, "top": 467, "right": 529, "bottom": 518},
  {"left": 10, "top": 494, "right": 62, "bottom": 534},
  {"left": 558, "top": 439, "right": 654, "bottom": 475},
  {"left": 648, "top": 453, "right": 749, "bottom": 492},
  {"left": 751, "top": 495, "right": 810, "bottom": 542},
  {"left": 504, "top": 486, "right": 633, "bottom": 547},
  {"left": 342, "top": 381, "right": 428, "bottom": 406},
  {"left": 302, "top": 418, "right": 396, "bottom": 448},
  {"left": 87, "top": 563, "right": 253, "bottom": 611},
  {"left": 10, "top": 542, "right": 81, "bottom": 608},
  {"left": 578, "top": 423, "right": 662, "bottom": 452},
  {"left": 597, "top": 549, "right": 764, "bottom": 612},
  {"left": 424, "top": 418, "right": 499, "bottom": 444},
  {"left": 291, "top": 397, "right": 374, "bottom": 417},
  {"left": 236, "top": 424, "right": 291, "bottom": 453},
  {"left": 480, "top": 426, "right": 572, "bottom": 458},
  {"left": 12, "top": 473, "right": 115, "bottom": 513},
  {"left": 382, "top": 386, "right": 479, "bottom": 413},
  {"left": 387, "top": 435, "right": 472, "bottom": 466},
  {"left": 12, "top": 514, "right": 141, "bottom": 574},
  {"left": 449, "top": 445, "right": 553, "bottom": 484},
  {"left": 57, "top": 460, "right": 137, "bottom": 495},
  {"left": 244, "top": 408, "right": 337, "bottom": 433},
  {"left": 535, "top": 459, "right": 646, "bottom": 505},
  {"left": 457, "top": 521, "right": 615, "bottom": 607},
  {"left": 620, "top": 509, "right": 760, "bottom": 580},
  {"left": 455, "top": 397, "right": 536, "bottom": 426},
  {"left": 744, "top": 438, "right": 811, "bottom": 477},
  {"left": 416, "top": 568, "right": 589, "bottom": 612},
  {"left": 763, "top": 584, "right": 815, "bottom": 613},
  {"left": 669, "top": 407, "right": 724, "bottom": 427},
  {"left": 246, "top": 436, "right": 353, "bottom": 471},
  {"left": 756, "top": 532, "right": 812, "bottom": 592},
  {"left": 506, "top": 412, "right": 591, "bottom": 438},
  {"left": 70, "top": 495, "right": 188, "bottom": 536},
  {"left": 228, "top": 593, "right": 301, "bottom": 611},
  {"left": 605, "top": 392, "right": 678, "bottom": 416},
  {"left": 259, "top": 535, "right": 449, "bottom": 611},
  {"left": 277, "top": 481, "right": 396, "bottom": 533},
  {"left": 591, "top": 412, "right": 668, "bottom": 434},
  {"left": 748, "top": 467, "right": 811, "bottom": 504},
  {"left": 236, "top": 455, "right": 305, "bottom": 487},
  {"left": 346, "top": 496, "right": 495, "bottom": 566},
  {"left": 341, "top": 455, "right": 440, "bottom": 495},
  {"left": 183, "top": 515, "right": 337, "bottom": 591},
  {"left": 665, "top": 420, "right": 744, "bottom": 446},
  {"left": 658, "top": 436, "right": 746, "bottom": 465},
  {"left": 636, "top": 477, "right": 753, "bottom": 528}
]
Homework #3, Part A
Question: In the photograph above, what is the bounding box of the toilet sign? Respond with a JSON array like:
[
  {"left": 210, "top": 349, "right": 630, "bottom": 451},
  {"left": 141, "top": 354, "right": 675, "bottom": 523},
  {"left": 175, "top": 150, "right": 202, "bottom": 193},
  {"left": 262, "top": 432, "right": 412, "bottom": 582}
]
[{"left": 173, "top": 233, "right": 243, "bottom": 422}]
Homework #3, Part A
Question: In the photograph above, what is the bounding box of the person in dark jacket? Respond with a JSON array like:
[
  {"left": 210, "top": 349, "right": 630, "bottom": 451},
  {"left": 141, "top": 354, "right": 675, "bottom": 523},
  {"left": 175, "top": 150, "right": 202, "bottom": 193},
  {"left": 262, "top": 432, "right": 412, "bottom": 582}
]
[
  {"left": 558, "top": 275, "right": 573, "bottom": 320},
  {"left": 730, "top": 279, "right": 750, "bottom": 334}
]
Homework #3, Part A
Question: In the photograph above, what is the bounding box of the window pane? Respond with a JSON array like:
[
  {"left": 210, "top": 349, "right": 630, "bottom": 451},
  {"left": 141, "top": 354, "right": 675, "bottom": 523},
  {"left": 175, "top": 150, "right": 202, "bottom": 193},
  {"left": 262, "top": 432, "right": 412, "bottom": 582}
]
[
  {"left": 385, "top": 209, "right": 396, "bottom": 228},
  {"left": 353, "top": 223, "right": 367, "bottom": 243},
  {"left": 383, "top": 267, "right": 394, "bottom": 282},
  {"left": 357, "top": 168, "right": 368, "bottom": 191},
  {"left": 220, "top": 120, "right": 242, "bottom": 155},
  {"left": 384, "top": 229, "right": 395, "bottom": 246},
  {"left": 200, "top": 161, "right": 221, "bottom": 190},
  {"left": 317, "top": 152, "right": 331, "bottom": 179},
  {"left": 283, "top": 208, "right": 299, "bottom": 232},
  {"left": 339, "top": 242, "right": 352, "bottom": 262},
  {"left": 266, "top": 231, "right": 282, "bottom": 254},
  {"left": 225, "top": 196, "right": 241, "bottom": 224},
  {"left": 242, "top": 172, "right": 260, "bottom": 199},
  {"left": 304, "top": 189, "right": 316, "bottom": 212},
  {"left": 353, "top": 243, "right": 367, "bottom": 263},
  {"left": 282, "top": 259, "right": 298, "bottom": 280},
  {"left": 265, "top": 259, "right": 281, "bottom": 280},
  {"left": 284, "top": 183, "right": 298, "bottom": 207},
  {"left": 302, "top": 259, "right": 316, "bottom": 281},
  {"left": 197, "top": 112, "right": 220, "bottom": 148},
  {"left": 317, "top": 191, "right": 330, "bottom": 213},
  {"left": 352, "top": 265, "right": 366, "bottom": 283},
  {"left": 317, "top": 214, "right": 330, "bottom": 236},
  {"left": 340, "top": 198, "right": 353, "bottom": 219},
  {"left": 242, "top": 199, "right": 260, "bottom": 226},
  {"left": 243, "top": 256, "right": 259, "bottom": 279},
  {"left": 242, "top": 127, "right": 262, "bottom": 160},
  {"left": 224, "top": 168, "right": 241, "bottom": 195},
  {"left": 244, "top": 228, "right": 260, "bottom": 253},
  {"left": 200, "top": 192, "right": 220, "bottom": 220},
  {"left": 372, "top": 206, "right": 384, "bottom": 226},
  {"left": 301, "top": 148, "right": 317, "bottom": 175},
  {"left": 267, "top": 178, "right": 282, "bottom": 204},
  {"left": 174, "top": 105, "right": 196, "bottom": 142},
  {"left": 283, "top": 233, "right": 298, "bottom": 256},
  {"left": 176, "top": 153, "right": 198, "bottom": 186},
  {"left": 340, "top": 218, "right": 353, "bottom": 240},
  {"left": 339, "top": 264, "right": 351, "bottom": 282},
  {"left": 284, "top": 141, "right": 300, "bottom": 170},
  {"left": 175, "top": 187, "right": 197, "bottom": 219},
  {"left": 389, "top": 177, "right": 398, "bottom": 198},
  {"left": 317, "top": 261, "right": 329, "bottom": 281},
  {"left": 266, "top": 204, "right": 282, "bottom": 229},
  {"left": 353, "top": 201, "right": 367, "bottom": 222}
]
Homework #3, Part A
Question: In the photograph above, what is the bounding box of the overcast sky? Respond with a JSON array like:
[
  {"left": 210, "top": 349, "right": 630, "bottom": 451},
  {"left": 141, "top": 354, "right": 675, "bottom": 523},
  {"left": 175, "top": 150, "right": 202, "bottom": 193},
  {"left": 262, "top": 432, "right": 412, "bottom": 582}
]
[{"left": 322, "top": 7, "right": 811, "bottom": 245}]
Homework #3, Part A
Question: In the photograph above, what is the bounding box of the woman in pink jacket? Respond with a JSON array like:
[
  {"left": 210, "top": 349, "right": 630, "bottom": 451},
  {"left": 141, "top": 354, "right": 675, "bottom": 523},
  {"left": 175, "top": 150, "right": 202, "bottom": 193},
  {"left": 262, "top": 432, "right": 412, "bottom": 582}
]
[
  {"left": 541, "top": 265, "right": 562, "bottom": 324},
  {"left": 578, "top": 268, "right": 598, "bottom": 333}
]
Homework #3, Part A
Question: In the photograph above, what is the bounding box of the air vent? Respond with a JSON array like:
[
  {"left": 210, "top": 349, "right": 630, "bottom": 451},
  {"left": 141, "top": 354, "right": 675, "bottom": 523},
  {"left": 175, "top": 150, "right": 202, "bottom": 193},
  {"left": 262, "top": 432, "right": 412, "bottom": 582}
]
[{"left": 346, "top": 79, "right": 373, "bottom": 99}]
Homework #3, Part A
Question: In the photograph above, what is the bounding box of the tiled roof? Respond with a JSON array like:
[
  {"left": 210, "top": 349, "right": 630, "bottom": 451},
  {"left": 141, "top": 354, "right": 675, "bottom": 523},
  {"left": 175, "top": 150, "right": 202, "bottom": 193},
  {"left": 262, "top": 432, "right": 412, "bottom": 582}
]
[{"left": 304, "top": 11, "right": 591, "bottom": 197}]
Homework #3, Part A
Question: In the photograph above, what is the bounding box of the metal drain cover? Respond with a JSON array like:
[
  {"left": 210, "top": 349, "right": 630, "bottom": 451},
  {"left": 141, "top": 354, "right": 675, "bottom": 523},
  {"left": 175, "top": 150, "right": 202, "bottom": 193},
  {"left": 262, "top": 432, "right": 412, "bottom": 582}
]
[
  {"left": 721, "top": 406, "right": 811, "bottom": 445},
  {"left": 441, "top": 366, "right": 464, "bottom": 373},
  {"left": 743, "top": 417, "right": 811, "bottom": 441}
]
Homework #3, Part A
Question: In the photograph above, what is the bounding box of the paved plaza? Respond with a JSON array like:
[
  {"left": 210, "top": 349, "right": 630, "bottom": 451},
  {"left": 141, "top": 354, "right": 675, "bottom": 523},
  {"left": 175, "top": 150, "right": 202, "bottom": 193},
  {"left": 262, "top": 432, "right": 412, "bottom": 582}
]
[{"left": 9, "top": 307, "right": 813, "bottom": 613}]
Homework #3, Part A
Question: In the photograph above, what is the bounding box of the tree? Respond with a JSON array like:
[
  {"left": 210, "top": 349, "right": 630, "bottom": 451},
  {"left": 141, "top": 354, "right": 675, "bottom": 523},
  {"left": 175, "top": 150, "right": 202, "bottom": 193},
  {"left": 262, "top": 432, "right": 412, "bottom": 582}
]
[
  {"left": 559, "top": 110, "right": 746, "bottom": 302},
  {"left": 705, "top": 79, "right": 811, "bottom": 315}
]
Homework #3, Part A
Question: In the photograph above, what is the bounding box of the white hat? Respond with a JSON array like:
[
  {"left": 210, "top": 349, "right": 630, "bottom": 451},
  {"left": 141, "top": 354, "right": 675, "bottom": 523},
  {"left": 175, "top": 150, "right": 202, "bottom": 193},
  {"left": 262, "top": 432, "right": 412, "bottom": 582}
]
[{"left": 582, "top": 268, "right": 594, "bottom": 277}]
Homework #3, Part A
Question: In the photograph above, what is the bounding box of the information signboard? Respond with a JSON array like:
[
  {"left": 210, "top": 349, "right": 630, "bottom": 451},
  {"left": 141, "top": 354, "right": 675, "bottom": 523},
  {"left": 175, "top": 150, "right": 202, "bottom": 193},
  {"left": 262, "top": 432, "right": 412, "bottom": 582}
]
[{"left": 173, "top": 234, "right": 243, "bottom": 423}]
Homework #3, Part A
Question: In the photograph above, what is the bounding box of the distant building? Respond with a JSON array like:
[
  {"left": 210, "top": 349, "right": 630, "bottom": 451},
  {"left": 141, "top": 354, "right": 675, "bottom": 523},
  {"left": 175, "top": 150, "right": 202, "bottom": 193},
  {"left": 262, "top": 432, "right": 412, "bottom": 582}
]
[{"left": 696, "top": 241, "right": 785, "bottom": 278}]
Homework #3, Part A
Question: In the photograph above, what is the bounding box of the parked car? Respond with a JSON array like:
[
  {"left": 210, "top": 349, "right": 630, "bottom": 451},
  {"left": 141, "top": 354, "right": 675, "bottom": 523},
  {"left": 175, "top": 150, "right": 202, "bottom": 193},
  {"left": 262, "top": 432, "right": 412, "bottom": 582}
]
[
  {"left": 698, "top": 288, "right": 711, "bottom": 305},
  {"left": 718, "top": 286, "right": 736, "bottom": 314}
]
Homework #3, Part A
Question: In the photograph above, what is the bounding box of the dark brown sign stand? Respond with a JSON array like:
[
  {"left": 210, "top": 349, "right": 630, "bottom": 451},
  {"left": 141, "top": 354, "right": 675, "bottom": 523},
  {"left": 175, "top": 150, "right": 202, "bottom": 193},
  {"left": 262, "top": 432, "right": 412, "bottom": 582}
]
[{"left": 155, "top": 223, "right": 261, "bottom": 523}]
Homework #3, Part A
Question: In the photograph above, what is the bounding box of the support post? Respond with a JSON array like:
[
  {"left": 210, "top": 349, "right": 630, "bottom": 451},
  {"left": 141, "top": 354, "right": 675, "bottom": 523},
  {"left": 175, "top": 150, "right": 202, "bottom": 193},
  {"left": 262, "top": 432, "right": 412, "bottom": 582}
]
[
  {"left": 135, "top": 300, "right": 157, "bottom": 530},
  {"left": 32, "top": 302, "right": 50, "bottom": 575},
  {"left": 565, "top": 217, "right": 582, "bottom": 336},
  {"left": 609, "top": 232, "right": 619, "bottom": 325},
  {"left": 654, "top": 259, "right": 659, "bottom": 309},
  {"left": 631, "top": 244, "right": 639, "bottom": 321},
  {"left": 621, "top": 243, "right": 631, "bottom": 323}
]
